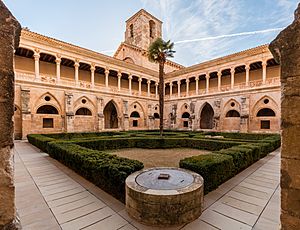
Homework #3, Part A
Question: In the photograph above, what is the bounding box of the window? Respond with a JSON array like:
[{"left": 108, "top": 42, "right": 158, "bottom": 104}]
[
  {"left": 182, "top": 112, "right": 190, "bottom": 118},
  {"left": 133, "top": 120, "right": 138, "bottom": 127},
  {"left": 184, "top": 121, "right": 189, "bottom": 128},
  {"left": 43, "top": 118, "right": 53, "bottom": 128},
  {"left": 75, "top": 108, "right": 92, "bottom": 116},
  {"left": 130, "top": 24, "right": 134, "bottom": 38},
  {"left": 261, "top": 120, "right": 270, "bottom": 129},
  {"left": 130, "top": 111, "right": 140, "bottom": 118},
  {"left": 154, "top": 113, "right": 160, "bottom": 119},
  {"left": 226, "top": 110, "right": 240, "bottom": 117},
  {"left": 257, "top": 108, "right": 275, "bottom": 117},
  {"left": 37, "top": 105, "right": 58, "bottom": 114},
  {"left": 149, "top": 20, "right": 155, "bottom": 38}
]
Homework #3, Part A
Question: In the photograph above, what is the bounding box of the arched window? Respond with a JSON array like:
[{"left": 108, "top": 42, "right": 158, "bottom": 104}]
[
  {"left": 130, "top": 24, "right": 134, "bottom": 38},
  {"left": 154, "top": 113, "right": 160, "bottom": 119},
  {"left": 257, "top": 108, "right": 275, "bottom": 117},
  {"left": 130, "top": 111, "right": 140, "bottom": 118},
  {"left": 75, "top": 108, "right": 92, "bottom": 116},
  {"left": 182, "top": 112, "right": 190, "bottom": 118},
  {"left": 226, "top": 110, "right": 240, "bottom": 117},
  {"left": 149, "top": 20, "right": 155, "bottom": 38},
  {"left": 37, "top": 105, "right": 58, "bottom": 114}
]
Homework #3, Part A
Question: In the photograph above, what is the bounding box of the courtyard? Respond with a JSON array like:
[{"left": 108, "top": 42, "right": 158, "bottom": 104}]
[{"left": 15, "top": 140, "right": 280, "bottom": 229}]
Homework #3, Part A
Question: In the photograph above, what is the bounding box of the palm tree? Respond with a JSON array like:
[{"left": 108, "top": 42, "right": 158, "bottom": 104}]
[{"left": 148, "top": 38, "right": 175, "bottom": 137}]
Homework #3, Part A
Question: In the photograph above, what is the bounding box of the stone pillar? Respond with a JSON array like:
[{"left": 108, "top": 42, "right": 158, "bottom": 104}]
[
  {"left": 96, "top": 97, "right": 104, "bottom": 131},
  {"left": 205, "top": 74, "right": 210, "bottom": 93},
  {"left": 230, "top": 67, "right": 235, "bottom": 89},
  {"left": 0, "top": 2, "right": 21, "bottom": 229},
  {"left": 65, "top": 93, "right": 74, "bottom": 132},
  {"left": 128, "top": 75, "right": 132, "bottom": 95},
  {"left": 74, "top": 61, "right": 79, "bottom": 86},
  {"left": 90, "top": 64, "right": 95, "bottom": 88},
  {"left": 55, "top": 55, "right": 61, "bottom": 83},
  {"left": 117, "top": 71, "right": 122, "bottom": 91},
  {"left": 105, "top": 68, "right": 109, "bottom": 88},
  {"left": 217, "top": 71, "right": 222, "bottom": 91},
  {"left": 123, "top": 100, "right": 129, "bottom": 131},
  {"left": 240, "top": 96, "right": 249, "bottom": 133},
  {"left": 269, "top": 4, "right": 300, "bottom": 229},
  {"left": 177, "top": 80, "right": 181, "bottom": 98},
  {"left": 147, "top": 80, "right": 151, "bottom": 97},
  {"left": 155, "top": 82, "right": 158, "bottom": 98},
  {"left": 195, "top": 76, "right": 199, "bottom": 95},
  {"left": 21, "top": 88, "right": 31, "bottom": 139},
  {"left": 262, "top": 60, "right": 267, "bottom": 84},
  {"left": 34, "top": 50, "right": 40, "bottom": 81},
  {"left": 186, "top": 78, "right": 189, "bottom": 96},
  {"left": 169, "top": 82, "right": 173, "bottom": 98},
  {"left": 245, "top": 64, "right": 250, "bottom": 86},
  {"left": 138, "top": 77, "right": 142, "bottom": 96}
]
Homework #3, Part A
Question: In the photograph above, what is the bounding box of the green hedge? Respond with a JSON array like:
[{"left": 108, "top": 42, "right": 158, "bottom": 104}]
[
  {"left": 46, "top": 142, "right": 143, "bottom": 202},
  {"left": 179, "top": 154, "right": 234, "bottom": 193},
  {"left": 75, "top": 137, "right": 243, "bottom": 151},
  {"left": 27, "top": 134, "right": 55, "bottom": 152}
]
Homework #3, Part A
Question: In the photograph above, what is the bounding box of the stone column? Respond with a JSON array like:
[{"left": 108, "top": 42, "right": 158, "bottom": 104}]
[
  {"left": 21, "top": 88, "right": 31, "bottom": 139},
  {"left": 169, "top": 82, "right": 173, "bottom": 98},
  {"left": 240, "top": 96, "right": 249, "bottom": 133},
  {"left": 138, "top": 77, "right": 142, "bottom": 96},
  {"left": 230, "top": 67, "right": 235, "bottom": 89},
  {"left": 90, "top": 64, "right": 95, "bottom": 88},
  {"left": 96, "top": 97, "right": 104, "bottom": 131},
  {"left": 269, "top": 4, "right": 300, "bottom": 229},
  {"left": 105, "top": 68, "right": 109, "bottom": 88},
  {"left": 65, "top": 93, "right": 74, "bottom": 132},
  {"left": 147, "top": 80, "right": 151, "bottom": 97},
  {"left": 0, "top": 2, "right": 21, "bottom": 228},
  {"left": 128, "top": 75, "right": 132, "bottom": 95},
  {"left": 74, "top": 61, "right": 79, "bottom": 86},
  {"left": 177, "top": 80, "right": 181, "bottom": 98},
  {"left": 123, "top": 100, "right": 129, "bottom": 131},
  {"left": 245, "top": 64, "right": 250, "bottom": 86},
  {"left": 217, "top": 71, "right": 222, "bottom": 91},
  {"left": 262, "top": 60, "right": 267, "bottom": 84},
  {"left": 155, "top": 82, "right": 158, "bottom": 98},
  {"left": 186, "top": 78, "right": 189, "bottom": 96},
  {"left": 205, "top": 74, "right": 210, "bottom": 94},
  {"left": 117, "top": 71, "right": 122, "bottom": 91},
  {"left": 55, "top": 55, "right": 61, "bottom": 83},
  {"left": 195, "top": 76, "right": 199, "bottom": 95},
  {"left": 34, "top": 50, "right": 40, "bottom": 81}
]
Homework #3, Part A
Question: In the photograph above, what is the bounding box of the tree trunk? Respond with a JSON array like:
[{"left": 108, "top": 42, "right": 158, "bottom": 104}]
[{"left": 159, "top": 61, "right": 165, "bottom": 137}]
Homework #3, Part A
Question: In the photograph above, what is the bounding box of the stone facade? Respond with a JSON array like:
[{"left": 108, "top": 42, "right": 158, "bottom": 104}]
[
  {"left": 269, "top": 3, "right": 300, "bottom": 229},
  {"left": 0, "top": 1, "right": 21, "bottom": 229},
  {"left": 13, "top": 10, "right": 281, "bottom": 139}
]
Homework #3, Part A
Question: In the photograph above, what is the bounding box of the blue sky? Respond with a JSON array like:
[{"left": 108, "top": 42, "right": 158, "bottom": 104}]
[{"left": 3, "top": 0, "right": 299, "bottom": 66}]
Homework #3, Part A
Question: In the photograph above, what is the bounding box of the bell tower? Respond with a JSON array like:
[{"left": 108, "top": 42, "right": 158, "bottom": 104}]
[{"left": 125, "top": 9, "right": 162, "bottom": 50}]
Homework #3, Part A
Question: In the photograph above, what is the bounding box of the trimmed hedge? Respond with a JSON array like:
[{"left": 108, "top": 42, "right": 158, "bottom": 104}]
[
  {"left": 46, "top": 142, "right": 143, "bottom": 202},
  {"left": 179, "top": 154, "right": 234, "bottom": 193},
  {"left": 27, "top": 134, "right": 55, "bottom": 152}
]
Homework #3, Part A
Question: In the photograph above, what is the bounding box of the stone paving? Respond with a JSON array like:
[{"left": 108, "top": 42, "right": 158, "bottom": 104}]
[{"left": 14, "top": 141, "right": 280, "bottom": 230}]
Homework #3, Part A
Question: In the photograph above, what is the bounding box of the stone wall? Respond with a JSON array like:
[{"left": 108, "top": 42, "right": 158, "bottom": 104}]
[
  {"left": 269, "top": 3, "right": 300, "bottom": 230},
  {"left": 0, "top": 1, "right": 21, "bottom": 229}
]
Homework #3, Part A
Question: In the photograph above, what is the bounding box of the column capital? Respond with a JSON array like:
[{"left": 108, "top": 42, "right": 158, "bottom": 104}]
[
  {"left": 147, "top": 79, "right": 151, "bottom": 84},
  {"left": 230, "top": 67, "right": 235, "bottom": 74},
  {"left": 117, "top": 71, "right": 122, "bottom": 78},
  {"left": 55, "top": 57, "right": 61, "bottom": 64},
  {"left": 138, "top": 77, "right": 142, "bottom": 82},
  {"left": 105, "top": 68, "right": 110, "bottom": 75},
  {"left": 74, "top": 61, "right": 80, "bottom": 68},
  {"left": 128, "top": 75, "right": 133, "bottom": 80},
  {"left": 177, "top": 79, "right": 181, "bottom": 84},
  {"left": 33, "top": 53, "right": 40, "bottom": 60},
  {"left": 195, "top": 76, "right": 199, "bottom": 81},
  {"left": 205, "top": 74, "right": 210, "bottom": 79},
  {"left": 155, "top": 81, "right": 159, "bottom": 86},
  {"left": 217, "top": 71, "right": 222, "bottom": 77},
  {"left": 169, "top": 82, "right": 173, "bottom": 86},
  {"left": 90, "top": 64, "right": 95, "bottom": 72},
  {"left": 262, "top": 60, "right": 267, "bottom": 66},
  {"left": 245, "top": 64, "right": 250, "bottom": 70},
  {"left": 186, "top": 78, "right": 190, "bottom": 83}
]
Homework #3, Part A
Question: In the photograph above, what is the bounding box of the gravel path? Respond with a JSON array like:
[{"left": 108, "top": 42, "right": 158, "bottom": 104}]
[{"left": 109, "top": 148, "right": 209, "bottom": 168}]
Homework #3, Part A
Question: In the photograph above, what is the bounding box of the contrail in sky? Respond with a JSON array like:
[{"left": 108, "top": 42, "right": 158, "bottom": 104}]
[{"left": 174, "top": 27, "right": 284, "bottom": 44}]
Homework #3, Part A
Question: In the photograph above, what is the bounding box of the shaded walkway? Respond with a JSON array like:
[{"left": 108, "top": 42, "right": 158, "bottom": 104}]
[{"left": 15, "top": 141, "right": 280, "bottom": 230}]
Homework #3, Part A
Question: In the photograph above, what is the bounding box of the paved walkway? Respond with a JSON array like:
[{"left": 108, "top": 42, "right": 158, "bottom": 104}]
[{"left": 14, "top": 141, "right": 280, "bottom": 230}]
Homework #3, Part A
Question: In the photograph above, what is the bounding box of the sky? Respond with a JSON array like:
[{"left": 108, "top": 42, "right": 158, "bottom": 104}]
[{"left": 3, "top": 0, "right": 299, "bottom": 66}]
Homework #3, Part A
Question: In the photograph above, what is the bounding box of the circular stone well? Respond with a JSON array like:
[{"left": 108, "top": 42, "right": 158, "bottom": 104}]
[{"left": 125, "top": 167, "right": 204, "bottom": 227}]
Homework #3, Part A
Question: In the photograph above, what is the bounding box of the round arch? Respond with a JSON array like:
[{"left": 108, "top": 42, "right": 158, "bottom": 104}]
[
  {"left": 36, "top": 105, "right": 59, "bottom": 114},
  {"left": 257, "top": 108, "right": 276, "bottom": 117},
  {"left": 75, "top": 107, "right": 92, "bottom": 116},
  {"left": 226, "top": 110, "right": 240, "bottom": 117},
  {"left": 130, "top": 111, "right": 140, "bottom": 118}
]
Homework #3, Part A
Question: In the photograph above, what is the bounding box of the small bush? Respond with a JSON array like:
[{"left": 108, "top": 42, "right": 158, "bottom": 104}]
[{"left": 180, "top": 154, "right": 234, "bottom": 194}]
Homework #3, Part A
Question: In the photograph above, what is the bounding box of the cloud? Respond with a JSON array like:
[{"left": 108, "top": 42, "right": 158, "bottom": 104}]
[{"left": 139, "top": 0, "right": 297, "bottom": 66}]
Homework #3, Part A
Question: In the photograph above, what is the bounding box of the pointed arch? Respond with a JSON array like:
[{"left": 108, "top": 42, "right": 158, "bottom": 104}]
[
  {"left": 253, "top": 95, "right": 279, "bottom": 117},
  {"left": 103, "top": 100, "right": 119, "bottom": 129},
  {"left": 34, "top": 92, "right": 62, "bottom": 114},
  {"left": 73, "top": 96, "right": 96, "bottom": 115},
  {"left": 199, "top": 102, "right": 214, "bottom": 129}
]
